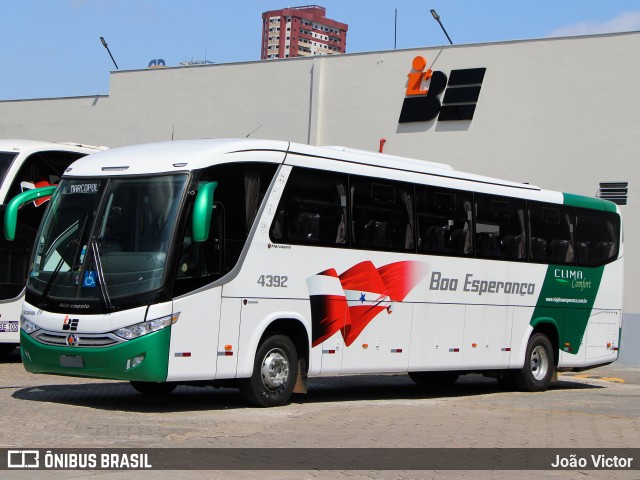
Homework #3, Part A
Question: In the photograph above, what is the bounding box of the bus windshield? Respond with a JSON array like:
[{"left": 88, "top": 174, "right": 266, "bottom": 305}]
[
  {"left": 0, "top": 152, "right": 18, "bottom": 189},
  {"left": 27, "top": 175, "right": 189, "bottom": 306}
]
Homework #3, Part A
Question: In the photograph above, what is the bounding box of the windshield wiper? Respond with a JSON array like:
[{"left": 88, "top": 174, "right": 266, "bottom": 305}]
[
  {"left": 91, "top": 239, "right": 113, "bottom": 310},
  {"left": 39, "top": 214, "right": 88, "bottom": 307},
  {"left": 39, "top": 240, "right": 78, "bottom": 308}
]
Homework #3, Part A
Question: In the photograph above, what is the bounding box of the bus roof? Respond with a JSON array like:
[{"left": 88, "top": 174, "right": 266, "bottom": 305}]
[
  {"left": 288, "top": 142, "right": 541, "bottom": 192},
  {"left": 64, "top": 138, "right": 290, "bottom": 177},
  {"left": 56, "top": 138, "right": 620, "bottom": 211},
  {"left": 0, "top": 139, "right": 106, "bottom": 155},
  {"left": 63, "top": 138, "right": 540, "bottom": 192}
]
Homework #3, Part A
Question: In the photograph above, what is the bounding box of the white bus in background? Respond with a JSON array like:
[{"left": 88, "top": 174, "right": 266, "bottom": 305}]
[
  {"left": 0, "top": 140, "right": 106, "bottom": 355},
  {"left": 6, "top": 139, "right": 623, "bottom": 406}
]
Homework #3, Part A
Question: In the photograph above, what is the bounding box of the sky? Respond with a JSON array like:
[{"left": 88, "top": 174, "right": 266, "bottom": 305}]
[{"left": 1, "top": 0, "right": 640, "bottom": 101}]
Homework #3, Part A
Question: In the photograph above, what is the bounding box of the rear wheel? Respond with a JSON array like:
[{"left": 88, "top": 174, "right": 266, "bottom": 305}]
[
  {"left": 240, "top": 334, "right": 298, "bottom": 407},
  {"left": 514, "top": 333, "right": 554, "bottom": 391},
  {"left": 409, "top": 371, "right": 459, "bottom": 387},
  {"left": 130, "top": 381, "right": 177, "bottom": 396}
]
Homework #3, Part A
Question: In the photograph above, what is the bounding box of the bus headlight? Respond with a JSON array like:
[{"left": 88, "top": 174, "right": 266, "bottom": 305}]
[
  {"left": 113, "top": 313, "right": 180, "bottom": 340},
  {"left": 20, "top": 316, "right": 40, "bottom": 334}
]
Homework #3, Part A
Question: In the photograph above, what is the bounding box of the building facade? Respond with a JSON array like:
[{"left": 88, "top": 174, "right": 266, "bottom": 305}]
[
  {"left": 261, "top": 5, "right": 348, "bottom": 60},
  {"left": 0, "top": 32, "right": 639, "bottom": 313}
]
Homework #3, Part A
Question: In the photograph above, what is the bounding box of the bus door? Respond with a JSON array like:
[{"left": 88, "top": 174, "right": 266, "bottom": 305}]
[{"left": 169, "top": 202, "right": 226, "bottom": 381}]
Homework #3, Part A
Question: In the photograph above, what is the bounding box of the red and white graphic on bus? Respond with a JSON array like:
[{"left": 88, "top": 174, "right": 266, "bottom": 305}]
[
  {"left": 306, "top": 260, "right": 428, "bottom": 347},
  {"left": 20, "top": 180, "right": 54, "bottom": 207}
]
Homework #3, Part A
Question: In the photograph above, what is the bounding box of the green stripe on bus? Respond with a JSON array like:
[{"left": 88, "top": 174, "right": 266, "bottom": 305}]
[
  {"left": 531, "top": 265, "right": 604, "bottom": 355},
  {"left": 563, "top": 193, "right": 617, "bottom": 212}
]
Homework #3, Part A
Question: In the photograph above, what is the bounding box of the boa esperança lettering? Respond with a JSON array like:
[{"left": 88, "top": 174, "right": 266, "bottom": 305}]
[{"left": 429, "top": 271, "right": 536, "bottom": 296}]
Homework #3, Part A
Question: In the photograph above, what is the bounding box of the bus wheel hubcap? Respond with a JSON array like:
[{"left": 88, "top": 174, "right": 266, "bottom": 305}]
[
  {"left": 261, "top": 348, "right": 289, "bottom": 391},
  {"left": 530, "top": 345, "right": 549, "bottom": 381}
]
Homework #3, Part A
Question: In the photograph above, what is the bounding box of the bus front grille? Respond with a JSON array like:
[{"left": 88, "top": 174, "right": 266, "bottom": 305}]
[{"left": 32, "top": 331, "right": 122, "bottom": 348}]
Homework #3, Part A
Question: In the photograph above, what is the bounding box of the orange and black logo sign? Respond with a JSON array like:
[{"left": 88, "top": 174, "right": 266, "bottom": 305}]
[
  {"left": 62, "top": 315, "right": 79, "bottom": 331},
  {"left": 399, "top": 55, "right": 486, "bottom": 123}
]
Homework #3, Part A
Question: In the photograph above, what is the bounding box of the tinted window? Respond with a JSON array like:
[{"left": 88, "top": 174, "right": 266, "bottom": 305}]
[
  {"left": 270, "top": 167, "right": 348, "bottom": 247},
  {"left": 351, "top": 176, "right": 414, "bottom": 252},
  {"left": 475, "top": 194, "right": 526, "bottom": 260},
  {"left": 575, "top": 208, "right": 620, "bottom": 267},
  {"left": 417, "top": 186, "right": 472, "bottom": 256},
  {"left": 528, "top": 202, "right": 574, "bottom": 264},
  {"left": 267, "top": 165, "right": 622, "bottom": 270}
]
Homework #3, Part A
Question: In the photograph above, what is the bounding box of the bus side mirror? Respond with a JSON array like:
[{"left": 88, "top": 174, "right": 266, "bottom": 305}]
[
  {"left": 192, "top": 182, "right": 218, "bottom": 242},
  {"left": 3, "top": 186, "right": 56, "bottom": 241}
]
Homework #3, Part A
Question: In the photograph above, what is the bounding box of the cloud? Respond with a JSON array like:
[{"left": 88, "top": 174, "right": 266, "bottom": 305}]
[{"left": 547, "top": 11, "right": 640, "bottom": 37}]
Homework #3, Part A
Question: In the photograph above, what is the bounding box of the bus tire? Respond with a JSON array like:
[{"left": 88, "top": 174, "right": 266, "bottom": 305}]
[
  {"left": 514, "top": 333, "right": 554, "bottom": 392},
  {"left": 130, "top": 381, "right": 177, "bottom": 396},
  {"left": 408, "top": 371, "right": 459, "bottom": 387},
  {"left": 240, "top": 334, "right": 298, "bottom": 407}
]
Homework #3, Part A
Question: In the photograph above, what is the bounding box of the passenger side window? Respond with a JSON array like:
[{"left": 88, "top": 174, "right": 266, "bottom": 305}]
[
  {"left": 475, "top": 194, "right": 526, "bottom": 260},
  {"left": 417, "top": 186, "right": 472, "bottom": 256},
  {"left": 575, "top": 208, "right": 620, "bottom": 267},
  {"left": 270, "top": 167, "right": 348, "bottom": 246},
  {"left": 350, "top": 176, "right": 414, "bottom": 252},
  {"left": 528, "top": 202, "right": 575, "bottom": 264}
]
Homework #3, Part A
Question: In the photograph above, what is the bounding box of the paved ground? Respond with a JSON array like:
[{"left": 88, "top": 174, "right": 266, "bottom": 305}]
[{"left": 0, "top": 347, "right": 639, "bottom": 479}]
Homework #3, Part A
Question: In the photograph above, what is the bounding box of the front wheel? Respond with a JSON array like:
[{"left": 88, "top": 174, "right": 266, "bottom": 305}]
[
  {"left": 514, "top": 333, "right": 554, "bottom": 392},
  {"left": 240, "top": 335, "right": 298, "bottom": 407}
]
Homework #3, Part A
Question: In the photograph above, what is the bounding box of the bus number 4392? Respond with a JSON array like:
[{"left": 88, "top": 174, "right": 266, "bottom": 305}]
[{"left": 257, "top": 275, "right": 288, "bottom": 288}]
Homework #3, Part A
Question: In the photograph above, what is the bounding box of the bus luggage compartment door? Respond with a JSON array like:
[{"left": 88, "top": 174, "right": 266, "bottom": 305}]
[{"left": 409, "top": 303, "right": 464, "bottom": 371}]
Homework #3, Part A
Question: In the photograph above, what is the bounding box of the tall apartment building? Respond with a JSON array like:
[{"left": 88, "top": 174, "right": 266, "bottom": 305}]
[{"left": 261, "top": 5, "right": 348, "bottom": 60}]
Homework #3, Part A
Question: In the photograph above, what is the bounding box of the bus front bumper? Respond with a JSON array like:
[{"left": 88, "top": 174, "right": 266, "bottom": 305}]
[{"left": 20, "top": 327, "right": 171, "bottom": 382}]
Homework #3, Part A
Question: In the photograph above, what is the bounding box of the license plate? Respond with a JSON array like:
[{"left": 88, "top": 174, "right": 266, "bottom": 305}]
[
  {"left": 59, "top": 355, "right": 84, "bottom": 368},
  {"left": 0, "top": 321, "right": 18, "bottom": 333}
]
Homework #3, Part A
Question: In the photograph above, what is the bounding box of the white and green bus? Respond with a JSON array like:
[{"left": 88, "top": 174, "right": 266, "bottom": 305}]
[
  {"left": 7, "top": 139, "right": 622, "bottom": 406},
  {"left": 0, "top": 140, "right": 105, "bottom": 355}
]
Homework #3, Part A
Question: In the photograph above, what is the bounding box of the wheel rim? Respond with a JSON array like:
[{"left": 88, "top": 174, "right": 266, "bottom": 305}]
[
  {"left": 530, "top": 345, "right": 550, "bottom": 381},
  {"left": 260, "top": 348, "right": 290, "bottom": 391}
]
